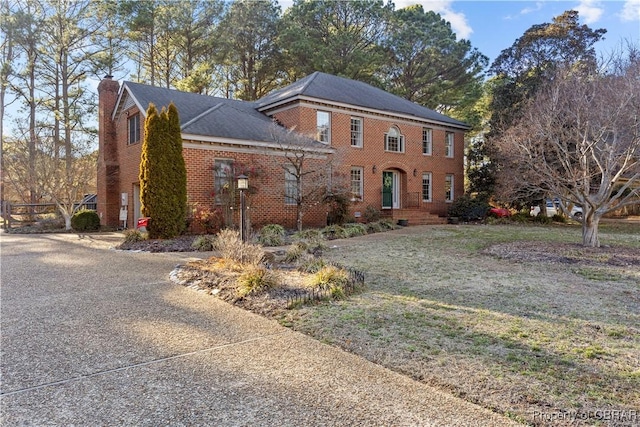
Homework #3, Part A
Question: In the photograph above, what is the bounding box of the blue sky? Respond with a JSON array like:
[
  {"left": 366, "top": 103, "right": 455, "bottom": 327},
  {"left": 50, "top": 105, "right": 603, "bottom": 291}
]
[{"left": 281, "top": 0, "right": 640, "bottom": 64}]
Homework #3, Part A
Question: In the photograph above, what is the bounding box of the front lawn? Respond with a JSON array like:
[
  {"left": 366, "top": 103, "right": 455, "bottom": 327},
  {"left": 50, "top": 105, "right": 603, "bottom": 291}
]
[{"left": 282, "top": 223, "right": 639, "bottom": 426}]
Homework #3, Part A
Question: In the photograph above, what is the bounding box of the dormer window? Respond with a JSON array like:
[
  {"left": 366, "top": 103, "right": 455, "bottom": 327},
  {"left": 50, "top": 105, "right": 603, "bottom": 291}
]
[{"left": 384, "top": 126, "right": 404, "bottom": 153}]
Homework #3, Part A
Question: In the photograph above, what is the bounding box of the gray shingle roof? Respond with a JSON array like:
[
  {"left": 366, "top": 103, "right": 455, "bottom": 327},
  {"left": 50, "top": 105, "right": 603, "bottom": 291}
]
[
  {"left": 121, "top": 82, "right": 286, "bottom": 144},
  {"left": 256, "top": 72, "right": 469, "bottom": 129}
]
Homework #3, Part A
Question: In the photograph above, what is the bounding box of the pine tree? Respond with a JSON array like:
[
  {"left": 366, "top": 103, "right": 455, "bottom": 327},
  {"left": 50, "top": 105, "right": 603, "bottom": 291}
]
[{"left": 139, "top": 102, "right": 187, "bottom": 239}]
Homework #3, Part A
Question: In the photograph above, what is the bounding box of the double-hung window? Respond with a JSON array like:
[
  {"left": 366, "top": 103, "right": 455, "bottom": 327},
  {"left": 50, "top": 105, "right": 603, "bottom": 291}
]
[
  {"left": 128, "top": 114, "right": 140, "bottom": 144},
  {"left": 350, "top": 117, "right": 363, "bottom": 147},
  {"left": 422, "top": 172, "right": 432, "bottom": 202},
  {"left": 384, "top": 126, "right": 404, "bottom": 152},
  {"left": 445, "top": 132, "right": 454, "bottom": 157},
  {"left": 285, "top": 167, "right": 298, "bottom": 205},
  {"left": 317, "top": 111, "right": 330, "bottom": 144},
  {"left": 445, "top": 174, "right": 454, "bottom": 202},
  {"left": 350, "top": 167, "right": 363, "bottom": 200},
  {"left": 214, "top": 159, "right": 233, "bottom": 205},
  {"left": 422, "top": 128, "right": 432, "bottom": 155}
]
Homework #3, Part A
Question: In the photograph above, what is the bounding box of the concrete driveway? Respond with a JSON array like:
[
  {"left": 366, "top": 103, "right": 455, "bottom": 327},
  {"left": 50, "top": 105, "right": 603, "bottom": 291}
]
[{"left": 0, "top": 232, "right": 519, "bottom": 426}]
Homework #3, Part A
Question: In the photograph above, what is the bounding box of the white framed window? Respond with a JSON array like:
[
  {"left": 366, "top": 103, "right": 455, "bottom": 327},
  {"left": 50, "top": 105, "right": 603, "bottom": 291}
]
[
  {"left": 422, "top": 172, "right": 432, "bottom": 202},
  {"left": 445, "top": 132, "right": 454, "bottom": 157},
  {"left": 422, "top": 128, "right": 432, "bottom": 155},
  {"left": 317, "top": 111, "right": 330, "bottom": 144},
  {"left": 214, "top": 159, "right": 233, "bottom": 205},
  {"left": 350, "top": 167, "right": 363, "bottom": 200},
  {"left": 445, "top": 174, "right": 454, "bottom": 202},
  {"left": 128, "top": 114, "right": 140, "bottom": 144},
  {"left": 350, "top": 117, "right": 363, "bottom": 147},
  {"left": 285, "top": 167, "right": 298, "bottom": 205},
  {"left": 384, "top": 126, "right": 404, "bottom": 152}
]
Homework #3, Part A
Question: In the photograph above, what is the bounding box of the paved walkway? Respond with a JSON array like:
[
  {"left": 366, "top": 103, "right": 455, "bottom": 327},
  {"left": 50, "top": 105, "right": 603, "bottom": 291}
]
[{"left": 0, "top": 232, "right": 519, "bottom": 426}]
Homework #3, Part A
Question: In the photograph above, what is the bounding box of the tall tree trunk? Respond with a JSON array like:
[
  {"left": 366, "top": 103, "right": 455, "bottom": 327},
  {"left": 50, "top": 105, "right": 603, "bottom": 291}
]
[{"left": 582, "top": 211, "right": 601, "bottom": 247}]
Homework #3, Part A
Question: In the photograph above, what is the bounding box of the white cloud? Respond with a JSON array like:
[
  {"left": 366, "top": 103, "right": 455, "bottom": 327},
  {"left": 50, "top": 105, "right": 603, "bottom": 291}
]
[
  {"left": 619, "top": 0, "right": 640, "bottom": 22},
  {"left": 575, "top": 0, "right": 604, "bottom": 24},
  {"left": 520, "top": 2, "right": 544, "bottom": 16},
  {"left": 396, "top": 1, "right": 473, "bottom": 39}
]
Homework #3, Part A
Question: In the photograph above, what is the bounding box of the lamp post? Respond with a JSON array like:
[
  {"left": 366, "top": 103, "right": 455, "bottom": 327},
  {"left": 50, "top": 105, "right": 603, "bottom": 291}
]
[{"left": 237, "top": 174, "right": 248, "bottom": 242}]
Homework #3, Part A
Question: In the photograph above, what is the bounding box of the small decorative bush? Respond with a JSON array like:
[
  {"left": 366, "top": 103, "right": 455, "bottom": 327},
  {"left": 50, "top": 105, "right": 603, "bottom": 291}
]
[
  {"left": 532, "top": 214, "right": 552, "bottom": 224},
  {"left": 284, "top": 242, "right": 306, "bottom": 263},
  {"left": 510, "top": 212, "right": 532, "bottom": 223},
  {"left": 447, "top": 195, "right": 490, "bottom": 221},
  {"left": 214, "top": 229, "right": 265, "bottom": 266},
  {"left": 366, "top": 222, "right": 383, "bottom": 233},
  {"left": 552, "top": 214, "right": 567, "bottom": 223},
  {"left": 71, "top": 209, "right": 100, "bottom": 232},
  {"left": 322, "top": 224, "right": 348, "bottom": 239},
  {"left": 324, "top": 192, "right": 351, "bottom": 225},
  {"left": 123, "top": 229, "right": 147, "bottom": 243},
  {"left": 258, "top": 224, "right": 285, "bottom": 246},
  {"left": 299, "top": 258, "right": 327, "bottom": 274},
  {"left": 191, "top": 206, "right": 224, "bottom": 234},
  {"left": 237, "top": 266, "right": 278, "bottom": 298},
  {"left": 377, "top": 219, "right": 396, "bottom": 230},
  {"left": 191, "top": 235, "right": 216, "bottom": 251},
  {"left": 364, "top": 205, "right": 381, "bottom": 223},
  {"left": 343, "top": 223, "right": 367, "bottom": 237},
  {"left": 307, "top": 265, "right": 350, "bottom": 299},
  {"left": 292, "top": 229, "right": 323, "bottom": 241}
]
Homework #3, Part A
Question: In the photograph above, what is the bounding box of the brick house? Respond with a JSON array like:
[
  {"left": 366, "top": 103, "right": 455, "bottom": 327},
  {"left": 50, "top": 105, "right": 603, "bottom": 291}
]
[{"left": 97, "top": 72, "right": 468, "bottom": 230}]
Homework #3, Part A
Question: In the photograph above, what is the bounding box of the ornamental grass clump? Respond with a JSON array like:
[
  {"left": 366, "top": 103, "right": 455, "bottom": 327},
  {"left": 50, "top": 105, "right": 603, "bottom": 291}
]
[
  {"left": 191, "top": 235, "right": 216, "bottom": 251},
  {"left": 214, "top": 229, "right": 265, "bottom": 266},
  {"left": 343, "top": 223, "right": 367, "bottom": 237},
  {"left": 236, "top": 266, "right": 279, "bottom": 298},
  {"left": 258, "top": 224, "right": 285, "bottom": 246},
  {"left": 123, "top": 229, "right": 147, "bottom": 243},
  {"left": 307, "top": 265, "right": 350, "bottom": 299}
]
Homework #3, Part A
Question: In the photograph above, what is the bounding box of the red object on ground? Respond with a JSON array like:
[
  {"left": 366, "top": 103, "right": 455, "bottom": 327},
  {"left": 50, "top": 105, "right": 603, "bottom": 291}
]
[
  {"left": 137, "top": 217, "right": 150, "bottom": 228},
  {"left": 489, "top": 207, "right": 511, "bottom": 218}
]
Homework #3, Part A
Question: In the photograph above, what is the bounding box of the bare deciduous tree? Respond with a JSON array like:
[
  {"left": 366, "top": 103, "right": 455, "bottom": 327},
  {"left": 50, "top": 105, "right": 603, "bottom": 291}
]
[
  {"left": 495, "top": 48, "right": 640, "bottom": 247},
  {"left": 269, "top": 124, "right": 340, "bottom": 231}
]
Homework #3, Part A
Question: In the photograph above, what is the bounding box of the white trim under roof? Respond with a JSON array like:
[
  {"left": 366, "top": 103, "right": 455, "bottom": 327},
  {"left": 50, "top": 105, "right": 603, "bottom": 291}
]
[
  {"left": 183, "top": 141, "right": 329, "bottom": 159},
  {"left": 181, "top": 133, "right": 335, "bottom": 155},
  {"left": 112, "top": 83, "right": 148, "bottom": 121},
  {"left": 259, "top": 95, "right": 470, "bottom": 131}
]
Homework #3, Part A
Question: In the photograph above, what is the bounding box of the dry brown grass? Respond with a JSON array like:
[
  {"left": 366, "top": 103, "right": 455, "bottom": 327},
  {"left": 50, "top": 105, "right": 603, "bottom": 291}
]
[{"left": 282, "top": 223, "right": 639, "bottom": 426}]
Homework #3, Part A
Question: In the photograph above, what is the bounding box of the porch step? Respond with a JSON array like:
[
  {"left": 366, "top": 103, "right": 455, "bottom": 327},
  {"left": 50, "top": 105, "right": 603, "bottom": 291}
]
[{"left": 381, "top": 209, "right": 447, "bottom": 225}]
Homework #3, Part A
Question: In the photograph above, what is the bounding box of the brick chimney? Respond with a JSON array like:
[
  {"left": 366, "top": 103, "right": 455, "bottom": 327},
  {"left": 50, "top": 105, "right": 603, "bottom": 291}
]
[{"left": 97, "top": 76, "right": 121, "bottom": 227}]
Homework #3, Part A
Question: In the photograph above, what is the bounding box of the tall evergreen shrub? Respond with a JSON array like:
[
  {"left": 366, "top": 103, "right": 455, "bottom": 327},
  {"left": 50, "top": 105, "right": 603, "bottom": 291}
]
[{"left": 139, "top": 103, "right": 188, "bottom": 239}]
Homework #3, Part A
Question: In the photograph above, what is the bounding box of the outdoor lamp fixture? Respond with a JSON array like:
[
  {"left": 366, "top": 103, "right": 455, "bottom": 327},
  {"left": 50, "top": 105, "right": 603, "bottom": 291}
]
[
  {"left": 372, "top": 165, "right": 377, "bottom": 174},
  {"left": 237, "top": 174, "right": 249, "bottom": 242}
]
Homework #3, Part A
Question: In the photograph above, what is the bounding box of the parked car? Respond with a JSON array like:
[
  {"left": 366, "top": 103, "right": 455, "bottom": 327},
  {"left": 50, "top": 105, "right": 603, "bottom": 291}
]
[
  {"left": 530, "top": 199, "right": 582, "bottom": 220},
  {"left": 488, "top": 207, "right": 511, "bottom": 218}
]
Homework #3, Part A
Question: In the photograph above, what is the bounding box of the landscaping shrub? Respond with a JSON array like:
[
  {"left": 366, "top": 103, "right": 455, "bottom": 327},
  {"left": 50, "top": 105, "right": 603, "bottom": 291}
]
[
  {"left": 363, "top": 205, "right": 381, "bottom": 223},
  {"left": 214, "top": 229, "right": 265, "bottom": 266},
  {"left": 237, "top": 266, "right": 278, "bottom": 298},
  {"left": 324, "top": 192, "right": 351, "bottom": 225},
  {"left": 258, "top": 224, "right": 285, "bottom": 246},
  {"left": 366, "top": 221, "right": 383, "bottom": 233},
  {"left": 292, "top": 228, "right": 323, "bottom": 241},
  {"left": 447, "top": 195, "right": 490, "bottom": 221},
  {"left": 377, "top": 219, "right": 396, "bottom": 230},
  {"left": 299, "top": 258, "right": 327, "bottom": 274},
  {"left": 191, "top": 235, "right": 216, "bottom": 251},
  {"left": 344, "top": 223, "right": 367, "bottom": 237},
  {"left": 71, "top": 209, "right": 100, "bottom": 232},
  {"left": 510, "top": 212, "right": 532, "bottom": 223},
  {"left": 307, "top": 265, "right": 350, "bottom": 299},
  {"left": 191, "top": 206, "right": 224, "bottom": 234},
  {"left": 284, "top": 242, "right": 306, "bottom": 263},
  {"left": 532, "top": 214, "right": 552, "bottom": 224},
  {"left": 322, "top": 224, "right": 348, "bottom": 239},
  {"left": 552, "top": 214, "right": 567, "bottom": 223},
  {"left": 123, "top": 229, "right": 147, "bottom": 243}
]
